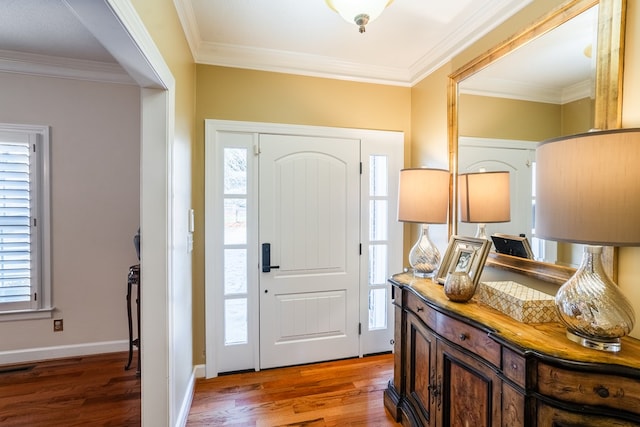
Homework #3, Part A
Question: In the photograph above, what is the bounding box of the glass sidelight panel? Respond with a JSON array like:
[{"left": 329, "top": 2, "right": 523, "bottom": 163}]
[
  {"left": 225, "top": 298, "right": 248, "bottom": 345},
  {"left": 224, "top": 248, "right": 247, "bottom": 294},
  {"left": 223, "top": 146, "right": 250, "bottom": 348},
  {"left": 368, "top": 288, "right": 387, "bottom": 330},
  {"left": 224, "top": 198, "right": 246, "bottom": 245},
  {"left": 367, "top": 155, "right": 390, "bottom": 331}
]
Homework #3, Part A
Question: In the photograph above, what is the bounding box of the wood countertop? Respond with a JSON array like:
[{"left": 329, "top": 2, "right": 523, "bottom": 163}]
[{"left": 390, "top": 272, "right": 640, "bottom": 372}]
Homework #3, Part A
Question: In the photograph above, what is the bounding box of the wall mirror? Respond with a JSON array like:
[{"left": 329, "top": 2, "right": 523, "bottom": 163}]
[{"left": 448, "top": 0, "right": 626, "bottom": 284}]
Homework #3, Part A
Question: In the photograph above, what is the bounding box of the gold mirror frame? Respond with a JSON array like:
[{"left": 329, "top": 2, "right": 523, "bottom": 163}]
[{"left": 448, "top": 0, "right": 626, "bottom": 285}]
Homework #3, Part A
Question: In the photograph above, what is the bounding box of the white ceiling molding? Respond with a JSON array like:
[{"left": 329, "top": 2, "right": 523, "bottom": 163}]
[
  {"left": 195, "top": 42, "right": 412, "bottom": 86},
  {"left": 175, "top": 0, "right": 533, "bottom": 87},
  {"left": 460, "top": 77, "right": 594, "bottom": 105},
  {"left": 0, "top": 49, "right": 134, "bottom": 85},
  {"left": 409, "top": 0, "right": 533, "bottom": 84},
  {"left": 172, "top": 0, "right": 199, "bottom": 63}
]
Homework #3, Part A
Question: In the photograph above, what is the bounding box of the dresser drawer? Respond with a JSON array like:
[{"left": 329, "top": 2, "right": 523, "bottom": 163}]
[
  {"left": 434, "top": 310, "right": 501, "bottom": 367},
  {"left": 503, "top": 347, "right": 526, "bottom": 388},
  {"left": 537, "top": 362, "right": 640, "bottom": 415},
  {"left": 406, "top": 289, "right": 437, "bottom": 330}
]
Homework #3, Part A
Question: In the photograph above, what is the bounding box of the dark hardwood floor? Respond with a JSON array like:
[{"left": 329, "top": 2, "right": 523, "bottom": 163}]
[
  {"left": 0, "top": 351, "right": 399, "bottom": 426},
  {"left": 0, "top": 352, "right": 140, "bottom": 426}
]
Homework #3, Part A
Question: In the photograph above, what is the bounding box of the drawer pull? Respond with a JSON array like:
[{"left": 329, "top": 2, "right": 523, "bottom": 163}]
[
  {"left": 416, "top": 306, "right": 424, "bottom": 312},
  {"left": 595, "top": 385, "right": 610, "bottom": 398},
  {"left": 459, "top": 333, "right": 468, "bottom": 341},
  {"left": 511, "top": 363, "right": 518, "bottom": 371}
]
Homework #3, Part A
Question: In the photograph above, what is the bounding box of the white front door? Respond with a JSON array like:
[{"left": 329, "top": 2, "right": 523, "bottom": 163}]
[
  {"left": 258, "top": 134, "right": 360, "bottom": 369},
  {"left": 205, "top": 121, "right": 403, "bottom": 377}
]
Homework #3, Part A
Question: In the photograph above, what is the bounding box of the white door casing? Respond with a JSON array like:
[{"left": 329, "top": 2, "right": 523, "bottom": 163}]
[{"left": 205, "top": 120, "right": 403, "bottom": 377}]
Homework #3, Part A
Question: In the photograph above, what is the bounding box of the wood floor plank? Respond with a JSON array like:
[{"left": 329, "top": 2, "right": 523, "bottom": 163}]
[
  {"left": 0, "top": 352, "right": 140, "bottom": 427},
  {"left": 187, "top": 353, "right": 400, "bottom": 427},
  {"left": 1, "top": 351, "right": 399, "bottom": 426}
]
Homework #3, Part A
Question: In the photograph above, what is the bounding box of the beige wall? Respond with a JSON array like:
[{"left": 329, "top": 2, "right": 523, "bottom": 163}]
[
  {"left": 561, "top": 97, "right": 594, "bottom": 134},
  {"left": 193, "top": 65, "right": 411, "bottom": 363},
  {"left": 459, "top": 94, "right": 562, "bottom": 141},
  {"left": 0, "top": 73, "right": 140, "bottom": 352},
  {"left": 459, "top": 95, "right": 593, "bottom": 141}
]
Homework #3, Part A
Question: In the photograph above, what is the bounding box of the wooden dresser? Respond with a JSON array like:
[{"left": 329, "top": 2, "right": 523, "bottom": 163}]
[{"left": 384, "top": 272, "right": 640, "bottom": 427}]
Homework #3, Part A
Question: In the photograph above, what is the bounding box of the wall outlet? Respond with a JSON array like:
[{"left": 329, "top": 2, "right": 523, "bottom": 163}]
[{"left": 53, "top": 319, "right": 63, "bottom": 332}]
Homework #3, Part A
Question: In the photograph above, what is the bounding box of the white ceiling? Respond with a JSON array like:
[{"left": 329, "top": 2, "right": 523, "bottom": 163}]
[
  {"left": 175, "top": 0, "right": 534, "bottom": 86},
  {"left": 0, "top": 0, "right": 596, "bottom": 103}
]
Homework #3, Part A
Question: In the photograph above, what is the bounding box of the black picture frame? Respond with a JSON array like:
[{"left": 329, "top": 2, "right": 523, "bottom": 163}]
[{"left": 491, "top": 233, "right": 534, "bottom": 259}]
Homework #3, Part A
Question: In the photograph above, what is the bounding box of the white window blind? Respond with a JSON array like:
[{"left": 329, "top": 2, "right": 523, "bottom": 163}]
[
  {"left": 0, "top": 124, "right": 51, "bottom": 319},
  {"left": 0, "top": 140, "right": 33, "bottom": 306}
]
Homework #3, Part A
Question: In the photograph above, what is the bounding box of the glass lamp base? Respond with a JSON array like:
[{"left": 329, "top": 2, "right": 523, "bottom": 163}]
[
  {"left": 408, "top": 224, "right": 440, "bottom": 278},
  {"left": 411, "top": 269, "right": 436, "bottom": 279},
  {"left": 565, "top": 330, "right": 621, "bottom": 352},
  {"left": 555, "top": 246, "right": 635, "bottom": 352},
  {"left": 474, "top": 223, "right": 488, "bottom": 240}
]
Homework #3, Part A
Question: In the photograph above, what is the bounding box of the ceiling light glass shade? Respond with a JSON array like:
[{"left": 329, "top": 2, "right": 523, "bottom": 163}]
[
  {"left": 536, "top": 128, "right": 640, "bottom": 351},
  {"left": 325, "top": 0, "right": 394, "bottom": 33},
  {"left": 459, "top": 171, "right": 510, "bottom": 239},
  {"left": 397, "top": 168, "right": 449, "bottom": 277}
]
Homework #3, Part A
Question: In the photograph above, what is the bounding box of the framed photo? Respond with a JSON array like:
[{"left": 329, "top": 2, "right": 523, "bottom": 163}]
[
  {"left": 436, "top": 235, "right": 491, "bottom": 286},
  {"left": 491, "top": 233, "right": 534, "bottom": 259}
]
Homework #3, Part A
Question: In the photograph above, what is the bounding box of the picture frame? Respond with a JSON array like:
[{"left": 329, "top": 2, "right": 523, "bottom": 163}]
[
  {"left": 491, "top": 233, "right": 534, "bottom": 259},
  {"left": 436, "top": 235, "right": 491, "bottom": 286}
]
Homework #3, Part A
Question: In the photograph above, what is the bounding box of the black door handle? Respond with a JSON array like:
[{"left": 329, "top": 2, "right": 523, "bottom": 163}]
[{"left": 262, "top": 243, "right": 280, "bottom": 272}]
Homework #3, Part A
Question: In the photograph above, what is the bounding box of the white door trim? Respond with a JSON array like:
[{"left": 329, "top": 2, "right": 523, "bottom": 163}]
[{"left": 205, "top": 119, "right": 404, "bottom": 377}]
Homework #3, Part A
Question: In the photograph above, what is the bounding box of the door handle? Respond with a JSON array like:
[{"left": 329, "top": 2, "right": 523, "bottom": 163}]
[{"left": 262, "top": 243, "right": 280, "bottom": 272}]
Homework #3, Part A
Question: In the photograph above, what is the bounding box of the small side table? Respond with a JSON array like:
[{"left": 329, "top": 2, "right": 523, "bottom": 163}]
[{"left": 125, "top": 264, "right": 140, "bottom": 376}]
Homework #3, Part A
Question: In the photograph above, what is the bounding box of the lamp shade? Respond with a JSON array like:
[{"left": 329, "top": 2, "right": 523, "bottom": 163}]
[
  {"left": 459, "top": 171, "right": 510, "bottom": 223},
  {"left": 397, "top": 168, "right": 449, "bottom": 224},
  {"left": 536, "top": 128, "right": 640, "bottom": 246}
]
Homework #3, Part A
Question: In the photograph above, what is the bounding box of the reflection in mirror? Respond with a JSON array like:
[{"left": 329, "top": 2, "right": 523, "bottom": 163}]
[
  {"left": 457, "top": 5, "right": 598, "bottom": 267},
  {"left": 448, "top": 0, "right": 626, "bottom": 280}
]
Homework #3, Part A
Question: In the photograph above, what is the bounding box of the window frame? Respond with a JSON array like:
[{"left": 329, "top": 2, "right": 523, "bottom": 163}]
[{"left": 0, "top": 123, "right": 52, "bottom": 321}]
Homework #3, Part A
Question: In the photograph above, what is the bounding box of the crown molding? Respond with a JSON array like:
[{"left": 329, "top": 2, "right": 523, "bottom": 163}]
[
  {"left": 196, "top": 42, "right": 413, "bottom": 86},
  {"left": 180, "top": 0, "right": 532, "bottom": 87},
  {"left": 0, "top": 49, "right": 134, "bottom": 85},
  {"left": 461, "top": 77, "right": 593, "bottom": 104},
  {"left": 409, "top": 0, "right": 533, "bottom": 84}
]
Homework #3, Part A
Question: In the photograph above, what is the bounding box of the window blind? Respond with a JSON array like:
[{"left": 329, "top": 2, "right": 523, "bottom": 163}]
[{"left": 0, "top": 142, "right": 32, "bottom": 305}]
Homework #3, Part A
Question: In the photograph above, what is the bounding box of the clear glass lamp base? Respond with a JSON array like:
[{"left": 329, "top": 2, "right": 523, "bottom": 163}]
[
  {"left": 474, "top": 223, "right": 488, "bottom": 240},
  {"left": 555, "top": 245, "right": 635, "bottom": 353},
  {"left": 409, "top": 224, "right": 440, "bottom": 278}
]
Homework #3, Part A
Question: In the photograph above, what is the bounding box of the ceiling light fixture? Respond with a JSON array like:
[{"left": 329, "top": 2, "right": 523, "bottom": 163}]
[{"left": 325, "top": 0, "right": 394, "bottom": 33}]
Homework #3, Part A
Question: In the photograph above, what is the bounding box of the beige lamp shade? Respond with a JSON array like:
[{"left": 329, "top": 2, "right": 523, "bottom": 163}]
[
  {"left": 536, "top": 128, "right": 640, "bottom": 246},
  {"left": 397, "top": 168, "right": 449, "bottom": 224},
  {"left": 458, "top": 171, "right": 510, "bottom": 223}
]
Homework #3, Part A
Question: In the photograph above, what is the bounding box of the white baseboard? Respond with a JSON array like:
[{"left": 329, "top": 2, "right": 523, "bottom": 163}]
[
  {"left": 175, "top": 365, "right": 199, "bottom": 427},
  {"left": 0, "top": 340, "right": 129, "bottom": 365},
  {"left": 193, "top": 363, "right": 206, "bottom": 378}
]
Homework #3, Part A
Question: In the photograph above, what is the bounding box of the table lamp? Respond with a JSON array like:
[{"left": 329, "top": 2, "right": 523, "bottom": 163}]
[
  {"left": 536, "top": 128, "right": 640, "bottom": 352},
  {"left": 458, "top": 171, "right": 511, "bottom": 239},
  {"left": 397, "top": 168, "right": 449, "bottom": 277}
]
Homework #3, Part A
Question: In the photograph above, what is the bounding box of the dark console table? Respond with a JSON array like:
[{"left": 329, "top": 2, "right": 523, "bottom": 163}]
[{"left": 125, "top": 264, "right": 140, "bottom": 376}]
